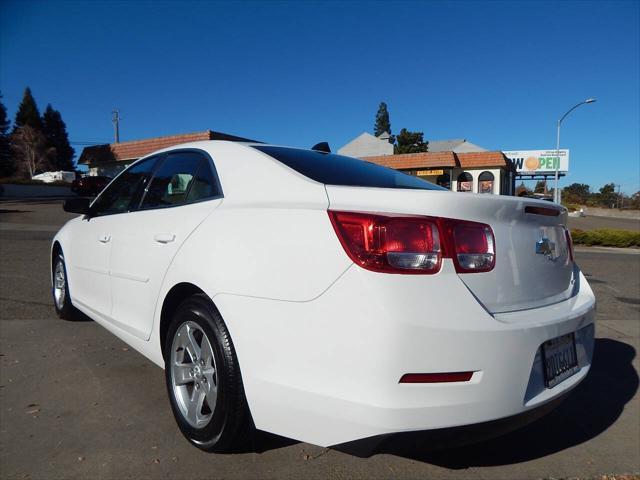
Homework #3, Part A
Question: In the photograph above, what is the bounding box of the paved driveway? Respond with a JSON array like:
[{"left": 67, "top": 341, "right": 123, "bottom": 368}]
[{"left": 0, "top": 199, "right": 638, "bottom": 479}]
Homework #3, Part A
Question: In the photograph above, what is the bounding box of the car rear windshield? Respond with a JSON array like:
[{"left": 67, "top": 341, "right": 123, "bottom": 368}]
[{"left": 252, "top": 145, "right": 445, "bottom": 191}]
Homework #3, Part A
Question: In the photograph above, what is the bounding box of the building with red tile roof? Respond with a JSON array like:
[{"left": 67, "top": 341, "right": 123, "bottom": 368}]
[
  {"left": 79, "top": 130, "right": 257, "bottom": 177},
  {"left": 361, "top": 149, "right": 515, "bottom": 195},
  {"left": 338, "top": 133, "right": 516, "bottom": 194}
]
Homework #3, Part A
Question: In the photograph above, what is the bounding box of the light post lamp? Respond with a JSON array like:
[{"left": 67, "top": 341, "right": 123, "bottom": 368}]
[{"left": 553, "top": 98, "right": 597, "bottom": 203}]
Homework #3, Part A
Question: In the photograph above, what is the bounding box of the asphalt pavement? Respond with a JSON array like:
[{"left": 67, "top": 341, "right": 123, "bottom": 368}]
[
  {"left": 567, "top": 215, "right": 640, "bottom": 232},
  {"left": 1, "top": 199, "right": 639, "bottom": 480}
]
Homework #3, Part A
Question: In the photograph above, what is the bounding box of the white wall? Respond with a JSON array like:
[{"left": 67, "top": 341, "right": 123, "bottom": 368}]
[{"left": 451, "top": 168, "right": 502, "bottom": 194}]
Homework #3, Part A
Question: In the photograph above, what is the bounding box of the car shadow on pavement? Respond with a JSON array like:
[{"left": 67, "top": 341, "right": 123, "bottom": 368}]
[
  {"left": 71, "top": 309, "right": 94, "bottom": 322},
  {"left": 335, "top": 338, "right": 638, "bottom": 468},
  {"left": 239, "top": 429, "right": 299, "bottom": 454}
]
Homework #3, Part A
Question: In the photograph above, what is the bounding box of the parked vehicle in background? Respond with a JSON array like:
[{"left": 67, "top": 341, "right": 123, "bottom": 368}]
[
  {"left": 52, "top": 141, "right": 596, "bottom": 452},
  {"left": 32, "top": 170, "right": 77, "bottom": 183},
  {"left": 71, "top": 175, "right": 112, "bottom": 196}
]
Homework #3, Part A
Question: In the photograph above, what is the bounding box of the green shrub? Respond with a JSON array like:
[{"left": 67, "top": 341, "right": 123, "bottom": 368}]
[{"left": 571, "top": 228, "right": 640, "bottom": 248}]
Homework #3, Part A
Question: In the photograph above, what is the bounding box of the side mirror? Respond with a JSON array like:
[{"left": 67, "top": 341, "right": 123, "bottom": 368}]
[{"left": 63, "top": 197, "right": 91, "bottom": 215}]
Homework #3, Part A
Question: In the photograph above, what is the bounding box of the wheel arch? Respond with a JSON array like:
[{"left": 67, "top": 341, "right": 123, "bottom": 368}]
[
  {"left": 159, "top": 282, "right": 208, "bottom": 360},
  {"left": 51, "top": 240, "right": 62, "bottom": 261},
  {"left": 51, "top": 240, "right": 63, "bottom": 284}
]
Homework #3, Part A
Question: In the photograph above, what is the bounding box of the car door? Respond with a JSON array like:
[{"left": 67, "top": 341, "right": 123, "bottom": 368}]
[
  {"left": 69, "top": 156, "right": 159, "bottom": 318},
  {"left": 68, "top": 215, "right": 112, "bottom": 318},
  {"left": 107, "top": 150, "right": 223, "bottom": 341}
]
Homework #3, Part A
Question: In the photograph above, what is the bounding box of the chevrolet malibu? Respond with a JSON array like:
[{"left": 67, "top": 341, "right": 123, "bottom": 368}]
[{"left": 51, "top": 141, "right": 596, "bottom": 451}]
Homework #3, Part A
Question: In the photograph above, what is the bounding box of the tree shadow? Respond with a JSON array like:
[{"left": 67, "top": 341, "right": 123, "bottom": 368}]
[
  {"left": 336, "top": 338, "right": 637, "bottom": 468},
  {"left": 0, "top": 209, "right": 33, "bottom": 214},
  {"left": 0, "top": 197, "right": 70, "bottom": 205},
  {"left": 616, "top": 296, "right": 640, "bottom": 305}
]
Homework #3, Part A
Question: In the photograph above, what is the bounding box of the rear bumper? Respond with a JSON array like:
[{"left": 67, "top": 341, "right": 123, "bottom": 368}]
[
  {"left": 335, "top": 389, "right": 571, "bottom": 454},
  {"left": 215, "top": 260, "right": 596, "bottom": 447}
]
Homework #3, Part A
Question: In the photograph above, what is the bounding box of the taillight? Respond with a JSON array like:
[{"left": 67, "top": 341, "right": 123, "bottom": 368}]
[
  {"left": 329, "top": 211, "right": 495, "bottom": 274},
  {"left": 564, "top": 227, "right": 574, "bottom": 262},
  {"left": 441, "top": 220, "right": 495, "bottom": 273},
  {"left": 328, "top": 211, "right": 442, "bottom": 274}
]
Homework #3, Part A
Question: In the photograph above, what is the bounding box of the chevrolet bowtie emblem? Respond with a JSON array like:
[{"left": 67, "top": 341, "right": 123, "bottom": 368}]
[{"left": 536, "top": 237, "right": 556, "bottom": 259}]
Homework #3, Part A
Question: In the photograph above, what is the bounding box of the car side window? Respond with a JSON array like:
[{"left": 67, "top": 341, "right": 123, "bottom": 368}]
[
  {"left": 90, "top": 156, "right": 159, "bottom": 216},
  {"left": 141, "top": 152, "right": 219, "bottom": 209},
  {"left": 185, "top": 158, "right": 220, "bottom": 203}
]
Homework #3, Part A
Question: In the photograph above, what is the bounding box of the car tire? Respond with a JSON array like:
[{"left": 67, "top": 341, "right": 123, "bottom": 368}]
[
  {"left": 164, "top": 294, "right": 252, "bottom": 452},
  {"left": 52, "top": 253, "right": 79, "bottom": 320}
]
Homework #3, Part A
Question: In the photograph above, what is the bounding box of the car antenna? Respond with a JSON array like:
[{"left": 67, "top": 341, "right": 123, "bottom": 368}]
[{"left": 311, "top": 142, "right": 331, "bottom": 153}]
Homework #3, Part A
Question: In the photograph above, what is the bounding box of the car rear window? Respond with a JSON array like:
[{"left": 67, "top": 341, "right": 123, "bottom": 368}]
[{"left": 252, "top": 145, "right": 445, "bottom": 191}]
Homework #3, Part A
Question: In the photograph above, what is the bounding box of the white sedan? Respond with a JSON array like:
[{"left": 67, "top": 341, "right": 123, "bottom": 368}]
[{"left": 52, "top": 141, "right": 596, "bottom": 451}]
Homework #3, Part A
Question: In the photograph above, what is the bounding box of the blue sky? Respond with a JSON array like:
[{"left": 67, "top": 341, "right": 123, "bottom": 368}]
[{"left": 1, "top": 0, "right": 638, "bottom": 193}]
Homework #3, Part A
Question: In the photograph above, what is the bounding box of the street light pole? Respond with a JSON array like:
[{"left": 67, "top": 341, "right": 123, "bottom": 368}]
[{"left": 553, "top": 98, "right": 596, "bottom": 203}]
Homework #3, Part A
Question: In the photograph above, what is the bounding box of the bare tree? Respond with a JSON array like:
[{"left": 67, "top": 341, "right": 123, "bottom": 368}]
[{"left": 10, "top": 125, "right": 53, "bottom": 178}]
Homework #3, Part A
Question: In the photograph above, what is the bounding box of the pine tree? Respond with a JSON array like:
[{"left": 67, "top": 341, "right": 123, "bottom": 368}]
[
  {"left": 534, "top": 180, "right": 547, "bottom": 194},
  {"left": 0, "top": 91, "right": 14, "bottom": 177},
  {"left": 515, "top": 181, "right": 532, "bottom": 197},
  {"left": 374, "top": 102, "right": 393, "bottom": 142},
  {"left": 43, "top": 104, "right": 75, "bottom": 171},
  {"left": 394, "top": 128, "right": 428, "bottom": 154},
  {"left": 13, "top": 87, "right": 42, "bottom": 132}
]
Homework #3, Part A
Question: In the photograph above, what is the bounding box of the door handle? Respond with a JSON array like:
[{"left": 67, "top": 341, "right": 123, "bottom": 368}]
[
  {"left": 98, "top": 233, "right": 111, "bottom": 243},
  {"left": 154, "top": 233, "right": 176, "bottom": 244}
]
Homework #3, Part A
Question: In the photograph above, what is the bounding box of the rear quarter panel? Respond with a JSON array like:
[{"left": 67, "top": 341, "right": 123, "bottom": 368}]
[
  {"left": 158, "top": 142, "right": 352, "bottom": 302},
  {"left": 152, "top": 142, "right": 353, "bottom": 369}
]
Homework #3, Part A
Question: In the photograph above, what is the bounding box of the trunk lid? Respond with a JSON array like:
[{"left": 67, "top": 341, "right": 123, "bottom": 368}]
[{"left": 325, "top": 186, "right": 575, "bottom": 314}]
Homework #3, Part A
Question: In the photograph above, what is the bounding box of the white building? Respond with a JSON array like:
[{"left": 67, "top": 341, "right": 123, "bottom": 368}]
[{"left": 338, "top": 133, "right": 516, "bottom": 195}]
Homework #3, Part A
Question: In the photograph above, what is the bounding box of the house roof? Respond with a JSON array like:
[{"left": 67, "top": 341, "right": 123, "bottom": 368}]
[
  {"left": 337, "top": 132, "right": 394, "bottom": 157},
  {"left": 363, "top": 150, "right": 512, "bottom": 170},
  {"left": 457, "top": 151, "right": 508, "bottom": 168},
  {"left": 363, "top": 151, "right": 458, "bottom": 170},
  {"left": 428, "top": 139, "right": 487, "bottom": 153},
  {"left": 78, "top": 130, "right": 258, "bottom": 165}
]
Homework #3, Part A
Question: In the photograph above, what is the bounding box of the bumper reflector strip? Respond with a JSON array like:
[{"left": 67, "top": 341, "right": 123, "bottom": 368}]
[{"left": 399, "top": 372, "right": 474, "bottom": 383}]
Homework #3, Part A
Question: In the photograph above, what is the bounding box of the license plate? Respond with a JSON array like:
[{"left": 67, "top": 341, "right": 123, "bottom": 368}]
[{"left": 542, "top": 333, "right": 579, "bottom": 388}]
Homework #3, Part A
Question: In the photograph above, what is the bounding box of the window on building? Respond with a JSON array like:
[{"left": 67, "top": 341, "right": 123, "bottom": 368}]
[
  {"left": 457, "top": 172, "right": 473, "bottom": 192},
  {"left": 436, "top": 173, "right": 451, "bottom": 190},
  {"left": 478, "top": 171, "right": 495, "bottom": 194}
]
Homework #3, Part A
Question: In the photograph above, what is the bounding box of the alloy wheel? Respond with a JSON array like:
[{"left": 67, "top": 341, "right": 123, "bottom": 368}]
[
  {"left": 170, "top": 321, "right": 218, "bottom": 428},
  {"left": 53, "top": 260, "right": 66, "bottom": 310}
]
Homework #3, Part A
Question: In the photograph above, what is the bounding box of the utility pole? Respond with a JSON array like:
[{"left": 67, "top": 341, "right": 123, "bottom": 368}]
[
  {"left": 616, "top": 184, "right": 622, "bottom": 209},
  {"left": 112, "top": 109, "right": 120, "bottom": 143}
]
